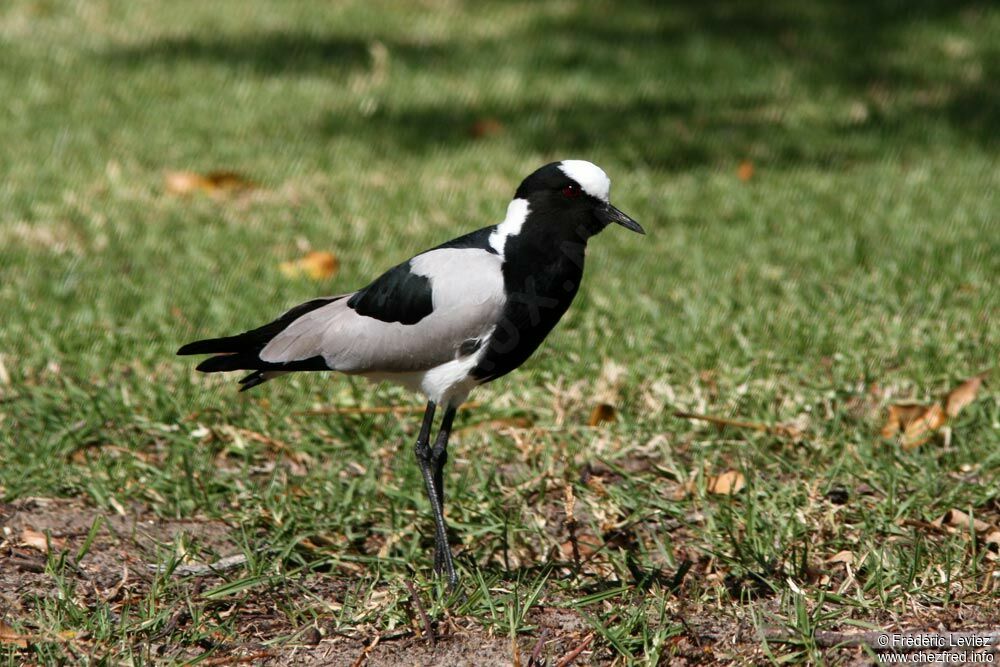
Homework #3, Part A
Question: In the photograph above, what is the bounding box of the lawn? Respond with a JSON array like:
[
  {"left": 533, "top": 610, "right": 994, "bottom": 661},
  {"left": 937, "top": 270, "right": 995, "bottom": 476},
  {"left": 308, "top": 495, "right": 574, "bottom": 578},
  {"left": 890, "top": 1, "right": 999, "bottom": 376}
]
[{"left": 1, "top": 0, "right": 998, "bottom": 664}]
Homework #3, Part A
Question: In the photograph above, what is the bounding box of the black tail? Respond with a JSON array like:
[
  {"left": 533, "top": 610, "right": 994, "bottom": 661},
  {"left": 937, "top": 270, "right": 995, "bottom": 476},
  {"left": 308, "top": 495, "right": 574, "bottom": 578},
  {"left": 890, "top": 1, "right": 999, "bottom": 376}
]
[
  {"left": 177, "top": 334, "right": 251, "bottom": 356},
  {"left": 178, "top": 296, "right": 343, "bottom": 390}
]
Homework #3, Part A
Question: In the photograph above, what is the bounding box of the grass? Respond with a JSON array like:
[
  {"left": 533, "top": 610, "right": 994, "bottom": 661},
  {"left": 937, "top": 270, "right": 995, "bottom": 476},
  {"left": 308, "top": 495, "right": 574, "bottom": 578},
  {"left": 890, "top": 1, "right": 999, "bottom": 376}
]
[{"left": 1, "top": 0, "right": 998, "bottom": 664}]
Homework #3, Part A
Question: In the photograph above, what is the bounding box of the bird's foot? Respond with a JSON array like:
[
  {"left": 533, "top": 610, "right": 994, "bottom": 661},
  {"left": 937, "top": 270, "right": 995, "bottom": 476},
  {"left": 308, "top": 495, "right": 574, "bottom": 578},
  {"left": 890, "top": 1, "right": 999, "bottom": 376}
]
[{"left": 433, "top": 545, "right": 459, "bottom": 591}]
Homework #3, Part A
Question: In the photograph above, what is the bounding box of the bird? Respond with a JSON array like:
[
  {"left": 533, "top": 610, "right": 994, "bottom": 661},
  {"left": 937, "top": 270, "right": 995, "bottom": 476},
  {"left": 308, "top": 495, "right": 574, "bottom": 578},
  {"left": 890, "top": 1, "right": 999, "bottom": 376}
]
[{"left": 177, "top": 160, "right": 644, "bottom": 588}]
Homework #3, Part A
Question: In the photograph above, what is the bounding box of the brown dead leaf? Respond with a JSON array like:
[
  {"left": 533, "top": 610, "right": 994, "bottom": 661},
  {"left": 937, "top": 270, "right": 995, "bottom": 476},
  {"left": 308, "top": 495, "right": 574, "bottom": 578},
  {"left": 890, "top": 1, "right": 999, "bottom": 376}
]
[
  {"left": 279, "top": 251, "right": 339, "bottom": 280},
  {"left": 737, "top": 160, "right": 755, "bottom": 182},
  {"left": 707, "top": 470, "right": 745, "bottom": 495},
  {"left": 20, "top": 528, "right": 63, "bottom": 553},
  {"left": 164, "top": 170, "right": 207, "bottom": 195},
  {"left": 585, "top": 474, "right": 609, "bottom": 497},
  {"left": 165, "top": 170, "right": 255, "bottom": 196},
  {"left": 0, "top": 620, "right": 29, "bottom": 648},
  {"left": 881, "top": 403, "right": 929, "bottom": 438},
  {"left": 202, "top": 171, "right": 255, "bottom": 192},
  {"left": 936, "top": 508, "right": 992, "bottom": 533},
  {"left": 587, "top": 403, "right": 617, "bottom": 426},
  {"left": 559, "top": 531, "right": 601, "bottom": 560},
  {"left": 825, "top": 550, "right": 855, "bottom": 567},
  {"left": 945, "top": 373, "right": 986, "bottom": 418},
  {"left": 698, "top": 369, "right": 719, "bottom": 399},
  {"left": 470, "top": 117, "right": 504, "bottom": 139},
  {"left": 901, "top": 403, "right": 947, "bottom": 449},
  {"left": 170, "top": 305, "right": 190, "bottom": 327},
  {"left": 883, "top": 373, "right": 988, "bottom": 447}
]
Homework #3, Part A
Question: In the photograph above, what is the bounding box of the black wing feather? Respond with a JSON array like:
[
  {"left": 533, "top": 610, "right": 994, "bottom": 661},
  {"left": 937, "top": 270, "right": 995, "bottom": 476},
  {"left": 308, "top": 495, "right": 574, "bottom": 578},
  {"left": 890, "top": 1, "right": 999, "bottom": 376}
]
[
  {"left": 345, "top": 227, "right": 497, "bottom": 325},
  {"left": 177, "top": 296, "right": 344, "bottom": 389},
  {"left": 346, "top": 260, "right": 434, "bottom": 324},
  {"left": 178, "top": 297, "right": 342, "bottom": 357}
]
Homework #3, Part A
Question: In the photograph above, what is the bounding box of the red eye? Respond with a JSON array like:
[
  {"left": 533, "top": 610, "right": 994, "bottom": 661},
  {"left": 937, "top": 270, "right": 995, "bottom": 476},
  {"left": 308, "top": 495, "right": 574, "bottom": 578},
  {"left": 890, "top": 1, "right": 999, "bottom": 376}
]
[{"left": 562, "top": 184, "right": 581, "bottom": 198}]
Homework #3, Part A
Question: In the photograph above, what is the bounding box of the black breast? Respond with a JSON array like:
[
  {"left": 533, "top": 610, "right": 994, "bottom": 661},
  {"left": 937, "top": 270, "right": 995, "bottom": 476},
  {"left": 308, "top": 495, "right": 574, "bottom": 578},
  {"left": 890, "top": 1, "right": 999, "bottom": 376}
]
[{"left": 472, "top": 230, "right": 586, "bottom": 382}]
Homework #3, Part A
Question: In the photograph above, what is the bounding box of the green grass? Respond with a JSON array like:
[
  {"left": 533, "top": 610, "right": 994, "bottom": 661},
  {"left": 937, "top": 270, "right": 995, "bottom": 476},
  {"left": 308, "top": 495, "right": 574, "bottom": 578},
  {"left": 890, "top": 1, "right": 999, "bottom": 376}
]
[{"left": 1, "top": 0, "right": 998, "bottom": 664}]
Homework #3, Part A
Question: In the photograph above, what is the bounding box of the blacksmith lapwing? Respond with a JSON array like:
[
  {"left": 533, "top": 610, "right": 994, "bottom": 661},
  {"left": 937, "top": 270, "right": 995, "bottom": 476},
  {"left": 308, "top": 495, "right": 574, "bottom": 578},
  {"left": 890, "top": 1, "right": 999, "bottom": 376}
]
[{"left": 178, "top": 160, "right": 644, "bottom": 587}]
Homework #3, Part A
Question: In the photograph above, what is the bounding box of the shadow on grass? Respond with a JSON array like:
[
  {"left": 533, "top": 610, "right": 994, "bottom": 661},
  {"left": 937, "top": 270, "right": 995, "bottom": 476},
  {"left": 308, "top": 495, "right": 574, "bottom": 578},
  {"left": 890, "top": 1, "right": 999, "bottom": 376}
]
[
  {"left": 102, "top": 0, "right": 999, "bottom": 166},
  {"left": 104, "top": 31, "right": 446, "bottom": 75}
]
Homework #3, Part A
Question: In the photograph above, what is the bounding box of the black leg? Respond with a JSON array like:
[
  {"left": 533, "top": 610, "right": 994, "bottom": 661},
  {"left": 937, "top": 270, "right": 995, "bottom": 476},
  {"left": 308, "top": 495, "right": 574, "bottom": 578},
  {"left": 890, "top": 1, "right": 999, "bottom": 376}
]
[
  {"left": 413, "top": 401, "right": 459, "bottom": 588},
  {"left": 413, "top": 399, "right": 437, "bottom": 538},
  {"left": 430, "top": 405, "right": 457, "bottom": 582}
]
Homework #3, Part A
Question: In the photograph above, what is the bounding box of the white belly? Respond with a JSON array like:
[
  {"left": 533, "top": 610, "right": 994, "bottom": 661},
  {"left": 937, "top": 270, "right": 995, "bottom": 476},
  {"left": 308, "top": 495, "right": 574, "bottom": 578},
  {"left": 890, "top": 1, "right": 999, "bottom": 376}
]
[{"left": 356, "top": 352, "right": 483, "bottom": 407}]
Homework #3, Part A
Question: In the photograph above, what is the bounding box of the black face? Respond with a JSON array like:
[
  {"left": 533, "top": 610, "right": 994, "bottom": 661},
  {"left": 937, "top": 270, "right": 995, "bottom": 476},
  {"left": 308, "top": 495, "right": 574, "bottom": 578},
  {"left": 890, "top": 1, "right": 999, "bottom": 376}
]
[{"left": 513, "top": 162, "right": 644, "bottom": 238}]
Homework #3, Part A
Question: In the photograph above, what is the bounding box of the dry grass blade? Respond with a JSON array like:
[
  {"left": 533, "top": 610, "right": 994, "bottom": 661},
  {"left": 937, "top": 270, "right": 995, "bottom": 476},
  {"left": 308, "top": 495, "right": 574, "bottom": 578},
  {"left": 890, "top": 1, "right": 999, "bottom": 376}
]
[
  {"left": 350, "top": 634, "right": 380, "bottom": 667},
  {"left": 148, "top": 553, "right": 249, "bottom": 577},
  {"left": 403, "top": 580, "right": 434, "bottom": 645},
  {"left": 554, "top": 633, "right": 594, "bottom": 667},
  {"left": 528, "top": 628, "right": 549, "bottom": 667},
  {"left": 200, "top": 651, "right": 274, "bottom": 666},
  {"left": 674, "top": 410, "right": 802, "bottom": 439},
  {"left": 456, "top": 416, "right": 532, "bottom": 436},
  {"left": 674, "top": 411, "right": 768, "bottom": 432},
  {"left": 899, "top": 518, "right": 954, "bottom": 536},
  {"left": 296, "top": 401, "right": 480, "bottom": 416}
]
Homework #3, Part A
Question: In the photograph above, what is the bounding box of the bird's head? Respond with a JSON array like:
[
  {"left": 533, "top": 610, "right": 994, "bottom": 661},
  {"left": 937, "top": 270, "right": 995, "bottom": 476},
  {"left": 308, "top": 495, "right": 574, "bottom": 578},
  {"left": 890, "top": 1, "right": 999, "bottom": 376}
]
[{"left": 512, "top": 160, "right": 644, "bottom": 238}]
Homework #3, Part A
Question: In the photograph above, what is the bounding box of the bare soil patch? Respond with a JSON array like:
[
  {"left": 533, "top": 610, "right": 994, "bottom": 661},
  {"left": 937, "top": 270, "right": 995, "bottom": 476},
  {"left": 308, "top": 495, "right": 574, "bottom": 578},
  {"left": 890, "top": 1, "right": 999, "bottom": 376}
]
[{"left": 2, "top": 498, "right": 998, "bottom": 665}]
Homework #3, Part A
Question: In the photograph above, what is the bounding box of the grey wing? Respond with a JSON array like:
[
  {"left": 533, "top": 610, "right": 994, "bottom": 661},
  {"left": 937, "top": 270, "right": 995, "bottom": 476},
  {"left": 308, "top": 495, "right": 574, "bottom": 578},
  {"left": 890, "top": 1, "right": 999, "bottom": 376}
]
[{"left": 259, "top": 247, "right": 506, "bottom": 373}]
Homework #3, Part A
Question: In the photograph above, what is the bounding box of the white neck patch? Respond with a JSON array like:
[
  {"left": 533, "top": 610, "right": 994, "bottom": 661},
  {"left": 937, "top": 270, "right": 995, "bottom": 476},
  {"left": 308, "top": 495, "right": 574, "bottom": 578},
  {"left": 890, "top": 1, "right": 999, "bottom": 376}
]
[
  {"left": 488, "top": 198, "right": 529, "bottom": 256},
  {"left": 559, "top": 160, "right": 610, "bottom": 202}
]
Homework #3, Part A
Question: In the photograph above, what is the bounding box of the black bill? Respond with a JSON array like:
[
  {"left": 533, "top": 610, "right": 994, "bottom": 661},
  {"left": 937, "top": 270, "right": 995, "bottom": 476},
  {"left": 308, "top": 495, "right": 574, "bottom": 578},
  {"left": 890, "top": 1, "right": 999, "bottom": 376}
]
[{"left": 597, "top": 204, "right": 645, "bottom": 234}]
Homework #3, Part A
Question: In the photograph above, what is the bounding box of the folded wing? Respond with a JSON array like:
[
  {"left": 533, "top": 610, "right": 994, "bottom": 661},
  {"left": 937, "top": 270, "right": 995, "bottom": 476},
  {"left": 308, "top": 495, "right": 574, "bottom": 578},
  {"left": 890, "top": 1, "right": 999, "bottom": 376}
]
[{"left": 178, "top": 245, "right": 506, "bottom": 390}]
